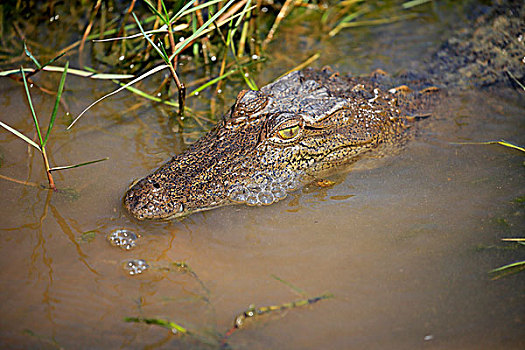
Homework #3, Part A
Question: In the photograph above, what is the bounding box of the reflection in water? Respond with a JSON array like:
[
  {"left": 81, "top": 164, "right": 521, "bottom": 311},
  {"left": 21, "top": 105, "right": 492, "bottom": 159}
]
[
  {"left": 32, "top": 191, "right": 58, "bottom": 342},
  {"left": 29, "top": 190, "right": 52, "bottom": 280},
  {"left": 50, "top": 204, "right": 100, "bottom": 276}
]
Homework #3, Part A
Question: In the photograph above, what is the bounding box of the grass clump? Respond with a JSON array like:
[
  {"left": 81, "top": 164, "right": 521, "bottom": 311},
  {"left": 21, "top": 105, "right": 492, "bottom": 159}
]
[{"left": 0, "top": 58, "right": 107, "bottom": 190}]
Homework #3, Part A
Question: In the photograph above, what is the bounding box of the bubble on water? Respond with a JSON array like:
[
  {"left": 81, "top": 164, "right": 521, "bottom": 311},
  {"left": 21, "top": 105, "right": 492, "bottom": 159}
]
[
  {"left": 258, "top": 191, "right": 274, "bottom": 205},
  {"left": 227, "top": 170, "right": 303, "bottom": 206},
  {"left": 246, "top": 195, "right": 258, "bottom": 206},
  {"left": 124, "top": 259, "right": 149, "bottom": 276},
  {"left": 271, "top": 186, "right": 286, "bottom": 199},
  {"left": 229, "top": 186, "right": 248, "bottom": 203},
  {"left": 108, "top": 229, "right": 139, "bottom": 250}
]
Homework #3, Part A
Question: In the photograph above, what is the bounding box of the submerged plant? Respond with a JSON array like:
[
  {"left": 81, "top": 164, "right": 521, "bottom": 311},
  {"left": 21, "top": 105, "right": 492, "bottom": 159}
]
[
  {"left": 490, "top": 238, "right": 525, "bottom": 280},
  {"left": 124, "top": 270, "right": 333, "bottom": 348}
]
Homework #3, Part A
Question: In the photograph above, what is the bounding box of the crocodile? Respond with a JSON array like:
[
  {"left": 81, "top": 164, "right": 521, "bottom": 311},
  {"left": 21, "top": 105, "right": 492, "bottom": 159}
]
[
  {"left": 124, "top": 0, "right": 524, "bottom": 220},
  {"left": 124, "top": 69, "right": 437, "bottom": 220}
]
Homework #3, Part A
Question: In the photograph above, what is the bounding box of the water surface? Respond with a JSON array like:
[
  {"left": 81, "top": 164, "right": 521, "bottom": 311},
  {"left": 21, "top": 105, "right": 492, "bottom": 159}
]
[{"left": 0, "top": 2, "right": 524, "bottom": 349}]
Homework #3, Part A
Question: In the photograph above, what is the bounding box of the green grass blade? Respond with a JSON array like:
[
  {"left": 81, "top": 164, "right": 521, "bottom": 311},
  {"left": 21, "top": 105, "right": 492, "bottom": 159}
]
[
  {"left": 0, "top": 121, "right": 41, "bottom": 150},
  {"left": 497, "top": 140, "right": 525, "bottom": 152},
  {"left": 0, "top": 68, "right": 23, "bottom": 76},
  {"left": 490, "top": 260, "right": 525, "bottom": 273},
  {"left": 402, "top": 0, "right": 432, "bottom": 9},
  {"left": 329, "top": 7, "right": 369, "bottom": 37},
  {"left": 112, "top": 79, "right": 181, "bottom": 108},
  {"left": 170, "top": 0, "right": 199, "bottom": 23},
  {"left": 43, "top": 61, "right": 69, "bottom": 147},
  {"left": 143, "top": 0, "right": 168, "bottom": 24},
  {"left": 170, "top": 0, "right": 237, "bottom": 60},
  {"left": 68, "top": 64, "right": 168, "bottom": 129},
  {"left": 48, "top": 157, "right": 109, "bottom": 172},
  {"left": 244, "top": 74, "right": 258, "bottom": 90},
  {"left": 166, "top": 4, "right": 256, "bottom": 56},
  {"left": 238, "top": 14, "right": 249, "bottom": 57},
  {"left": 160, "top": 0, "right": 169, "bottom": 21},
  {"left": 189, "top": 69, "right": 239, "bottom": 96},
  {"left": 189, "top": 57, "right": 264, "bottom": 96},
  {"left": 158, "top": 40, "right": 170, "bottom": 61},
  {"left": 132, "top": 13, "right": 171, "bottom": 64},
  {"left": 92, "top": 25, "right": 177, "bottom": 42},
  {"left": 124, "top": 317, "right": 187, "bottom": 334},
  {"left": 177, "top": 0, "right": 222, "bottom": 19},
  {"left": 451, "top": 140, "right": 525, "bottom": 152},
  {"left": 489, "top": 260, "right": 525, "bottom": 279},
  {"left": 332, "top": 14, "right": 419, "bottom": 30},
  {"left": 81, "top": 72, "right": 135, "bottom": 80},
  {"left": 234, "top": 0, "right": 252, "bottom": 28},
  {"left": 80, "top": 66, "right": 184, "bottom": 109},
  {"left": 24, "top": 42, "right": 41, "bottom": 69},
  {"left": 41, "top": 51, "right": 67, "bottom": 69},
  {"left": 0, "top": 66, "right": 134, "bottom": 80},
  {"left": 192, "top": 13, "right": 199, "bottom": 58},
  {"left": 226, "top": 26, "right": 258, "bottom": 91},
  {"left": 20, "top": 67, "right": 43, "bottom": 146}
]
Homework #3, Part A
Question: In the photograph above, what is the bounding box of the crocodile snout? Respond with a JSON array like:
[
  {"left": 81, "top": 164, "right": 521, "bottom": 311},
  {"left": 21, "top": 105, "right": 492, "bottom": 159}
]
[{"left": 124, "top": 178, "right": 184, "bottom": 220}]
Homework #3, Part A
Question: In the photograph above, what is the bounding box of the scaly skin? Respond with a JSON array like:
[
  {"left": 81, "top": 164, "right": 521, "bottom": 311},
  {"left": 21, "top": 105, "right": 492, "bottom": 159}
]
[{"left": 124, "top": 69, "right": 434, "bottom": 220}]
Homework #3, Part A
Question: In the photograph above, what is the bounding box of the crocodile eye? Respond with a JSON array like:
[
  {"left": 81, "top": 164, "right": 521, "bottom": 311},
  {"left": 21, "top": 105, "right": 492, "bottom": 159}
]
[{"left": 277, "top": 125, "right": 300, "bottom": 140}]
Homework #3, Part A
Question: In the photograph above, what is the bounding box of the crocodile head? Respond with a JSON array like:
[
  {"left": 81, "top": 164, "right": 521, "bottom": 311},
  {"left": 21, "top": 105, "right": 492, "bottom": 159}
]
[{"left": 124, "top": 70, "right": 406, "bottom": 220}]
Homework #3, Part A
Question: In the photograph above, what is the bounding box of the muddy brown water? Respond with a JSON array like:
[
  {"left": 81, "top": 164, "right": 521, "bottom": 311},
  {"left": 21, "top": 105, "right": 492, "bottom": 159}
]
[{"left": 1, "top": 3, "right": 524, "bottom": 349}]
